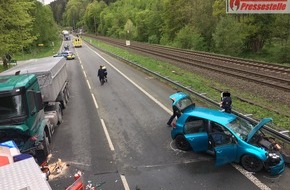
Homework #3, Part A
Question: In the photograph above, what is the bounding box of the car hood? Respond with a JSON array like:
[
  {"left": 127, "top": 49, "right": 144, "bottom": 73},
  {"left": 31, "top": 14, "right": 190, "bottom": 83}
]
[{"left": 246, "top": 118, "right": 272, "bottom": 142}]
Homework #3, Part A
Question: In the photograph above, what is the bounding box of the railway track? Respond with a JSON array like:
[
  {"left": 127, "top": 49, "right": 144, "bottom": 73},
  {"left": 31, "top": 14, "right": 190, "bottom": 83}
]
[{"left": 88, "top": 35, "right": 290, "bottom": 92}]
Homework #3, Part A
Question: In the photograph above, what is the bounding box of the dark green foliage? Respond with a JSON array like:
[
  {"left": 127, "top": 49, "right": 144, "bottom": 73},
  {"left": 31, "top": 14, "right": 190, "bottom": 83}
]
[
  {"left": 213, "top": 16, "right": 245, "bottom": 56},
  {"left": 0, "top": 0, "right": 60, "bottom": 67},
  {"left": 0, "top": 0, "right": 36, "bottom": 67},
  {"left": 84, "top": 1, "right": 107, "bottom": 33},
  {"left": 1, "top": 0, "right": 288, "bottom": 64},
  {"left": 49, "top": 0, "right": 67, "bottom": 24},
  {"left": 32, "top": 1, "right": 59, "bottom": 45},
  {"left": 173, "top": 26, "right": 206, "bottom": 51},
  {"left": 276, "top": 45, "right": 290, "bottom": 63}
]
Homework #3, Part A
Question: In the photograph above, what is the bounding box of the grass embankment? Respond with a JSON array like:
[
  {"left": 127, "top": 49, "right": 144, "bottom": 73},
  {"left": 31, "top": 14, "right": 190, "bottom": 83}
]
[
  {"left": 0, "top": 39, "right": 62, "bottom": 72},
  {"left": 82, "top": 36, "right": 290, "bottom": 131},
  {"left": 14, "top": 40, "right": 62, "bottom": 61}
]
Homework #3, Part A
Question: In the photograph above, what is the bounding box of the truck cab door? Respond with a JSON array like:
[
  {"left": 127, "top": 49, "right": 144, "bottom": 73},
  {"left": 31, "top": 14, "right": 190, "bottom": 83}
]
[{"left": 26, "top": 90, "right": 42, "bottom": 133}]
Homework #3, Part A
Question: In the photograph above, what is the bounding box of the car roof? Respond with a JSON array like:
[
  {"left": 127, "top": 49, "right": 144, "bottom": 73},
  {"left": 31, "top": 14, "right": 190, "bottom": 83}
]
[{"left": 183, "top": 106, "right": 236, "bottom": 126}]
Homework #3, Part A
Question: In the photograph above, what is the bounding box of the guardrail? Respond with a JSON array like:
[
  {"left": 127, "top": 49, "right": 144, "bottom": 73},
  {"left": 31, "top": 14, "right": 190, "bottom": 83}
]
[{"left": 84, "top": 38, "right": 290, "bottom": 163}]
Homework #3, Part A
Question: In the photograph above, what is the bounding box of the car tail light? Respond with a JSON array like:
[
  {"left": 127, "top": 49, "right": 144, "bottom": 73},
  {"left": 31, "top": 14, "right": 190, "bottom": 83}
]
[{"left": 172, "top": 122, "right": 176, "bottom": 128}]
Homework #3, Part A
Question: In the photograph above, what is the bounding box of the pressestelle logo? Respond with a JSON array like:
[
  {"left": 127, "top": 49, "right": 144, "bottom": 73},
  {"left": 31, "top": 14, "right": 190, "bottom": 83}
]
[
  {"left": 230, "top": 0, "right": 241, "bottom": 11},
  {"left": 227, "top": 0, "right": 290, "bottom": 13}
]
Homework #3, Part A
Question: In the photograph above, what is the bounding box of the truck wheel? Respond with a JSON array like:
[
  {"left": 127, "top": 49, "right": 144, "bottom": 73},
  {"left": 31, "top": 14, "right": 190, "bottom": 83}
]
[
  {"left": 36, "top": 132, "right": 51, "bottom": 164},
  {"left": 57, "top": 105, "right": 63, "bottom": 124},
  {"left": 61, "top": 96, "right": 67, "bottom": 109},
  {"left": 66, "top": 87, "right": 70, "bottom": 99},
  {"left": 64, "top": 88, "right": 69, "bottom": 103},
  {"left": 42, "top": 132, "right": 50, "bottom": 156},
  {"left": 41, "top": 132, "right": 50, "bottom": 156}
]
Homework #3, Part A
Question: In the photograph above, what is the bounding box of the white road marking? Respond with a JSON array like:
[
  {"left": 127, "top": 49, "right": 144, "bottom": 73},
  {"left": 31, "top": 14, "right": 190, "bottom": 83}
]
[
  {"left": 232, "top": 164, "right": 271, "bottom": 190},
  {"left": 120, "top": 174, "right": 130, "bottom": 190},
  {"left": 83, "top": 71, "right": 87, "bottom": 78},
  {"left": 86, "top": 44, "right": 172, "bottom": 114},
  {"left": 83, "top": 42, "right": 271, "bottom": 190},
  {"left": 76, "top": 47, "right": 127, "bottom": 188},
  {"left": 101, "top": 119, "right": 115, "bottom": 151},
  {"left": 86, "top": 79, "right": 91, "bottom": 90},
  {"left": 91, "top": 93, "right": 99, "bottom": 109},
  {"left": 170, "top": 140, "right": 185, "bottom": 152}
]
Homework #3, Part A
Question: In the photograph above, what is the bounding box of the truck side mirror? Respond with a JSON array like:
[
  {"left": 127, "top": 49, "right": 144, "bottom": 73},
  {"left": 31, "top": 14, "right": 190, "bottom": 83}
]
[{"left": 35, "top": 92, "right": 44, "bottom": 111}]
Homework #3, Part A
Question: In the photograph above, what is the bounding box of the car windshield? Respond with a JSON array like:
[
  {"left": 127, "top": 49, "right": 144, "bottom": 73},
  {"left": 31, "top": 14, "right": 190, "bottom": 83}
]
[
  {"left": 0, "top": 94, "right": 26, "bottom": 120},
  {"left": 227, "top": 117, "right": 255, "bottom": 140}
]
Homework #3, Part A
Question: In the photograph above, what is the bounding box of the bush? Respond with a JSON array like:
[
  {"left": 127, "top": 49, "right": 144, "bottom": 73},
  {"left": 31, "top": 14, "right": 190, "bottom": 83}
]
[
  {"left": 276, "top": 45, "right": 290, "bottom": 64},
  {"left": 148, "top": 35, "right": 159, "bottom": 44},
  {"left": 173, "top": 26, "right": 206, "bottom": 51}
]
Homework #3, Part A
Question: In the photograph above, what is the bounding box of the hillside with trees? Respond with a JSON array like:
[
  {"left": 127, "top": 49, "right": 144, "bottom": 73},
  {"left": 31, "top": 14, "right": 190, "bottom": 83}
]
[
  {"left": 2, "top": 0, "right": 289, "bottom": 64},
  {"left": 54, "top": 0, "right": 290, "bottom": 64},
  {"left": 0, "top": 0, "right": 59, "bottom": 67}
]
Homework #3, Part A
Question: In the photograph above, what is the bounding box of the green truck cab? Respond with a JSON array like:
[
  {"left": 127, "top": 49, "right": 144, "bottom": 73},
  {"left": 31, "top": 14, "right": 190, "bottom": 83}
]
[
  {"left": 0, "top": 57, "right": 69, "bottom": 164},
  {"left": 0, "top": 75, "right": 51, "bottom": 162}
]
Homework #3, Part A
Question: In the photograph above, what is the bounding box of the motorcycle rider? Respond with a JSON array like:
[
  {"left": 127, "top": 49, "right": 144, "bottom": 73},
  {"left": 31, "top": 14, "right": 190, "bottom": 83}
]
[{"left": 102, "top": 66, "right": 108, "bottom": 82}]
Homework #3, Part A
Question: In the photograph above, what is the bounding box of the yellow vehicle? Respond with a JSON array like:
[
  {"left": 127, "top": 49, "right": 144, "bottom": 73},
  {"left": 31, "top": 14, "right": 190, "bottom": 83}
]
[{"left": 73, "top": 37, "right": 82, "bottom": 48}]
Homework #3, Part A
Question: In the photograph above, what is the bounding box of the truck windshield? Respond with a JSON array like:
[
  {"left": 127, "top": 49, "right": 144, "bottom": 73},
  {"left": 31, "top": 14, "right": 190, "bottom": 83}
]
[{"left": 0, "top": 95, "right": 26, "bottom": 119}]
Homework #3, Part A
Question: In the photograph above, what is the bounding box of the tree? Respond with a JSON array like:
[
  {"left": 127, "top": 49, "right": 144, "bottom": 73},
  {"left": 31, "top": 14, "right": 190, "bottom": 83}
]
[
  {"left": 124, "top": 19, "right": 134, "bottom": 38},
  {"left": 242, "top": 15, "right": 275, "bottom": 53},
  {"left": 0, "top": 0, "right": 36, "bottom": 67},
  {"left": 84, "top": 1, "right": 107, "bottom": 33},
  {"left": 173, "top": 26, "right": 205, "bottom": 51},
  {"left": 50, "top": 0, "right": 67, "bottom": 24},
  {"left": 63, "top": 0, "right": 90, "bottom": 29},
  {"left": 31, "top": 1, "right": 59, "bottom": 45},
  {"left": 161, "top": 0, "right": 193, "bottom": 42},
  {"left": 213, "top": 16, "right": 245, "bottom": 56},
  {"left": 272, "top": 15, "right": 290, "bottom": 45}
]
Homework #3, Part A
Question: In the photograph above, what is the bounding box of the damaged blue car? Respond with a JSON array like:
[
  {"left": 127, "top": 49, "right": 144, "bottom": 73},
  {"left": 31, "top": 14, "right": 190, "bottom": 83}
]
[{"left": 170, "top": 92, "right": 285, "bottom": 175}]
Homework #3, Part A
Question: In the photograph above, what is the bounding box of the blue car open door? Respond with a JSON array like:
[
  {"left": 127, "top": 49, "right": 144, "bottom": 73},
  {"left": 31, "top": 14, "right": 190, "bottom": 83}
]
[
  {"left": 214, "top": 134, "right": 238, "bottom": 167},
  {"left": 185, "top": 132, "right": 208, "bottom": 152}
]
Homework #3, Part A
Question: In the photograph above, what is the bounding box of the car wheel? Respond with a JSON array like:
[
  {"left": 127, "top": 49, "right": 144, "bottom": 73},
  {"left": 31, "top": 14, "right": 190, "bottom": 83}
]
[
  {"left": 241, "top": 155, "right": 263, "bottom": 172},
  {"left": 175, "top": 135, "right": 191, "bottom": 151}
]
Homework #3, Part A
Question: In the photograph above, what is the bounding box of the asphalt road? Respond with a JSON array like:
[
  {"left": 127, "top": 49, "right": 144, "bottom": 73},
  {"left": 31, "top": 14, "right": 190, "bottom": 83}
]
[{"left": 48, "top": 40, "right": 290, "bottom": 190}]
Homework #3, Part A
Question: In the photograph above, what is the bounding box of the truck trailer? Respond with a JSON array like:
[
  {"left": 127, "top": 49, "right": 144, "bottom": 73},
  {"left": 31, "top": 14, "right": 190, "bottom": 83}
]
[{"left": 0, "top": 57, "right": 69, "bottom": 164}]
